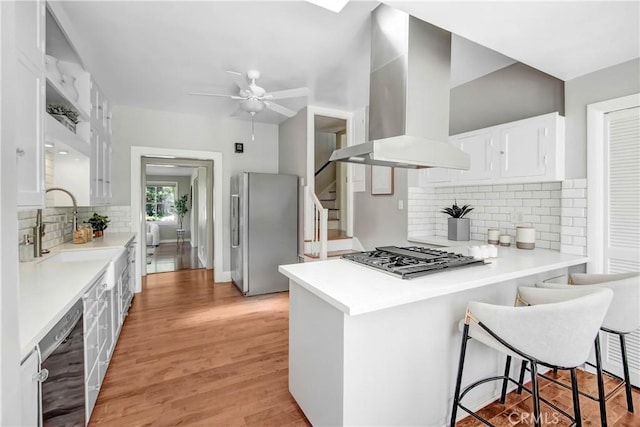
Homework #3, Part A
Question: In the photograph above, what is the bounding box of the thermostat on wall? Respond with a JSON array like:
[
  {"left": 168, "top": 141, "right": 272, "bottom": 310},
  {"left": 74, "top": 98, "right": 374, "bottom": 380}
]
[{"left": 235, "top": 143, "right": 244, "bottom": 153}]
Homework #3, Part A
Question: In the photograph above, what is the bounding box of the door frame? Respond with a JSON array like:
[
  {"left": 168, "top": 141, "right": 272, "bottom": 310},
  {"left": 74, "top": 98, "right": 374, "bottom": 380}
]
[
  {"left": 306, "top": 106, "right": 354, "bottom": 237},
  {"left": 586, "top": 92, "right": 640, "bottom": 273},
  {"left": 131, "top": 146, "right": 224, "bottom": 290}
]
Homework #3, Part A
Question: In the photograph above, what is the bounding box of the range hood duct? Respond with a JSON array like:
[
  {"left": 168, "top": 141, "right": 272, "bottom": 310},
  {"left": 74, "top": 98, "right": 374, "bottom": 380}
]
[{"left": 330, "top": 4, "right": 469, "bottom": 170}]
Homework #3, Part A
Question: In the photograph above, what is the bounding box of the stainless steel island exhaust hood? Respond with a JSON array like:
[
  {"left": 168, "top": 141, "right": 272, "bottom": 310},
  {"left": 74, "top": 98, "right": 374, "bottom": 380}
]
[{"left": 330, "top": 4, "right": 469, "bottom": 170}]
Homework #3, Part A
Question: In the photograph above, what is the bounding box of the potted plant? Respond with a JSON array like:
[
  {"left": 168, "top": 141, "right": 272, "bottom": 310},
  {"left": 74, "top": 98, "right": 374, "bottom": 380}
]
[
  {"left": 174, "top": 194, "right": 189, "bottom": 230},
  {"left": 85, "top": 213, "right": 110, "bottom": 237},
  {"left": 441, "top": 200, "right": 474, "bottom": 241}
]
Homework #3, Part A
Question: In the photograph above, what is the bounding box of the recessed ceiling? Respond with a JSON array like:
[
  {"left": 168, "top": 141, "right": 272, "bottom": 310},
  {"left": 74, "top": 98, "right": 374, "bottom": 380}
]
[{"left": 59, "top": 1, "right": 639, "bottom": 125}]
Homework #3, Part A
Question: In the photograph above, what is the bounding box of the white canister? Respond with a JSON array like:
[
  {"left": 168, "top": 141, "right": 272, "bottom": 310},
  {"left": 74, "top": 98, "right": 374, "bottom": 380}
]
[
  {"left": 516, "top": 226, "right": 536, "bottom": 249},
  {"left": 487, "top": 228, "right": 501, "bottom": 245},
  {"left": 499, "top": 234, "right": 511, "bottom": 247}
]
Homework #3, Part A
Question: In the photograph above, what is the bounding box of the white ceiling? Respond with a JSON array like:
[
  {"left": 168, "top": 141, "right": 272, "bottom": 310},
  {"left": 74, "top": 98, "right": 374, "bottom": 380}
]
[{"left": 60, "top": 1, "right": 639, "bottom": 124}]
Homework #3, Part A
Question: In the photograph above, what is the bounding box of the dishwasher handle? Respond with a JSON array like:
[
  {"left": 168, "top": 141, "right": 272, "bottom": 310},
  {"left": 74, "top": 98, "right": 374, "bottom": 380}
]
[{"left": 39, "top": 301, "right": 83, "bottom": 362}]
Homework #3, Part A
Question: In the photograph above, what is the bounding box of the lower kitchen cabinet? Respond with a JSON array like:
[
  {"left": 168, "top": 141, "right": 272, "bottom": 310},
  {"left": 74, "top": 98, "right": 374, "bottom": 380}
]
[{"left": 20, "top": 349, "right": 40, "bottom": 427}]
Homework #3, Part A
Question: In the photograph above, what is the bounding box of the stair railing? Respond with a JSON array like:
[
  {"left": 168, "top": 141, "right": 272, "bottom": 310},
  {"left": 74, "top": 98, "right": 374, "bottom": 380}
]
[{"left": 305, "top": 186, "right": 328, "bottom": 260}]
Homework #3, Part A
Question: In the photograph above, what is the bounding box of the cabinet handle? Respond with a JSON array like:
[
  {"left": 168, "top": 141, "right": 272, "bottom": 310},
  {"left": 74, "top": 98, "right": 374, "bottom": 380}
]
[
  {"left": 16, "top": 148, "right": 25, "bottom": 157},
  {"left": 99, "top": 361, "right": 109, "bottom": 367},
  {"left": 88, "top": 385, "right": 100, "bottom": 392},
  {"left": 33, "top": 369, "right": 49, "bottom": 383}
]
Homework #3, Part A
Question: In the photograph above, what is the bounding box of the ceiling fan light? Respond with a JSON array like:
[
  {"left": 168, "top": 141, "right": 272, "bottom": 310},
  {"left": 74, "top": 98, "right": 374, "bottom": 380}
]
[{"left": 241, "top": 98, "right": 266, "bottom": 113}]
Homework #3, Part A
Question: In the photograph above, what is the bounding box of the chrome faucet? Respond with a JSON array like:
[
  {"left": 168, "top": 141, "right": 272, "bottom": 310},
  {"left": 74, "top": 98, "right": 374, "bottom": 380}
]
[{"left": 34, "top": 187, "right": 79, "bottom": 257}]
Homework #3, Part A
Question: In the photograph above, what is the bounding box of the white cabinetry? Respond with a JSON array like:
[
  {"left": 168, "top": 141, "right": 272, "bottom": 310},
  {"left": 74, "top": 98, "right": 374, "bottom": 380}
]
[
  {"left": 454, "top": 129, "right": 495, "bottom": 182},
  {"left": 44, "top": 6, "right": 112, "bottom": 207},
  {"left": 82, "top": 271, "right": 110, "bottom": 421},
  {"left": 20, "top": 349, "right": 40, "bottom": 427},
  {"left": 16, "top": 0, "right": 46, "bottom": 207},
  {"left": 418, "top": 112, "right": 565, "bottom": 187}
]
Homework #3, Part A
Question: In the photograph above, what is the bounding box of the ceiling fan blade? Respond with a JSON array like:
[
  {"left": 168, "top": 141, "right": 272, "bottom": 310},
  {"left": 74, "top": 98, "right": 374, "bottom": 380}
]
[
  {"left": 264, "top": 101, "right": 296, "bottom": 118},
  {"left": 265, "top": 87, "right": 309, "bottom": 100},
  {"left": 227, "top": 70, "right": 251, "bottom": 92},
  {"left": 188, "top": 92, "right": 234, "bottom": 98}
]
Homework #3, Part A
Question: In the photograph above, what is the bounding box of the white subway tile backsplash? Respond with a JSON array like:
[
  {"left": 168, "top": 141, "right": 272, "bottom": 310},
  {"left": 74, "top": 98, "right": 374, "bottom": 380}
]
[{"left": 408, "top": 180, "right": 586, "bottom": 256}]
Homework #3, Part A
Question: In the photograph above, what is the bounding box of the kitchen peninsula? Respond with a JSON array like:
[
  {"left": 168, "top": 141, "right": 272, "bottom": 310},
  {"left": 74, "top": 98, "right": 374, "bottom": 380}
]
[{"left": 279, "top": 246, "right": 589, "bottom": 426}]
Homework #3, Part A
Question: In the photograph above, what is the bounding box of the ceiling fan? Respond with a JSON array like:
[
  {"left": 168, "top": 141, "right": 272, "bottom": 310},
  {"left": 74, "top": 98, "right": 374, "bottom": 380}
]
[{"left": 189, "top": 70, "right": 309, "bottom": 140}]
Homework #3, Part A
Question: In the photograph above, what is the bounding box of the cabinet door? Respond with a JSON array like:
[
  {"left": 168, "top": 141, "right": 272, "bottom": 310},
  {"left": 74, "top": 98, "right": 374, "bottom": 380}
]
[
  {"left": 418, "top": 167, "right": 451, "bottom": 186},
  {"left": 105, "top": 138, "right": 113, "bottom": 202},
  {"left": 20, "top": 349, "right": 40, "bottom": 427},
  {"left": 16, "top": 56, "right": 45, "bottom": 206},
  {"left": 500, "top": 118, "right": 548, "bottom": 179},
  {"left": 15, "top": 0, "right": 45, "bottom": 68},
  {"left": 454, "top": 130, "right": 495, "bottom": 182}
]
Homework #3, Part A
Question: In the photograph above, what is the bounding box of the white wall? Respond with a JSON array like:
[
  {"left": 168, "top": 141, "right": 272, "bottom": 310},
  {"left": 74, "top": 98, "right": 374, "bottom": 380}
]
[
  {"left": 564, "top": 58, "right": 640, "bottom": 179},
  {"left": 113, "top": 105, "right": 279, "bottom": 272}
]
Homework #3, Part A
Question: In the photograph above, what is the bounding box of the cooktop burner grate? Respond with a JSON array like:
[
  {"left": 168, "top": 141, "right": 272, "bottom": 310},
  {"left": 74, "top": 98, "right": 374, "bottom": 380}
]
[{"left": 341, "top": 246, "right": 485, "bottom": 279}]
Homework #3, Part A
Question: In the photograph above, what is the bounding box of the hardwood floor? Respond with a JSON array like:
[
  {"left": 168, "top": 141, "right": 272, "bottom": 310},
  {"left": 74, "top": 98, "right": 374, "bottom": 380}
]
[
  {"left": 146, "top": 243, "right": 204, "bottom": 274},
  {"left": 90, "top": 270, "right": 639, "bottom": 426},
  {"left": 89, "top": 270, "right": 309, "bottom": 426}
]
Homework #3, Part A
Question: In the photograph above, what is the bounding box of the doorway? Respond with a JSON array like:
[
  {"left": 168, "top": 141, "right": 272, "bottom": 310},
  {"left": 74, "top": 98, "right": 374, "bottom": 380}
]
[
  {"left": 143, "top": 160, "right": 208, "bottom": 274},
  {"left": 130, "top": 147, "right": 224, "bottom": 292},
  {"left": 306, "top": 107, "right": 354, "bottom": 238}
]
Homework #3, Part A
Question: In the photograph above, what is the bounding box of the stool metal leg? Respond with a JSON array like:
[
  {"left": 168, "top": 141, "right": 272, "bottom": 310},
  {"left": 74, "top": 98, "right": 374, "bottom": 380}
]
[
  {"left": 500, "top": 356, "right": 512, "bottom": 404},
  {"left": 594, "top": 335, "right": 608, "bottom": 427},
  {"left": 517, "top": 360, "right": 527, "bottom": 395},
  {"left": 530, "top": 361, "right": 541, "bottom": 427},
  {"left": 451, "top": 324, "right": 470, "bottom": 426},
  {"left": 619, "top": 333, "right": 635, "bottom": 413},
  {"left": 570, "top": 368, "right": 582, "bottom": 427}
]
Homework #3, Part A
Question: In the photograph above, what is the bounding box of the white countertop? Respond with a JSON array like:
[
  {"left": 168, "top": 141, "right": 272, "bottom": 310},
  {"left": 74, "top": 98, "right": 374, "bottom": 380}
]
[
  {"left": 408, "top": 235, "right": 485, "bottom": 247},
  {"left": 19, "top": 232, "right": 136, "bottom": 358},
  {"left": 279, "top": 246, "right": 588, "bottom": 316}
]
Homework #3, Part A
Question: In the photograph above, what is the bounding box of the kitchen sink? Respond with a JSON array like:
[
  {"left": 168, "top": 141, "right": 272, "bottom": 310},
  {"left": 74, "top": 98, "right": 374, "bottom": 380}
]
[{"left": 38, "top": 248, "right": 120, "bottom": 264}]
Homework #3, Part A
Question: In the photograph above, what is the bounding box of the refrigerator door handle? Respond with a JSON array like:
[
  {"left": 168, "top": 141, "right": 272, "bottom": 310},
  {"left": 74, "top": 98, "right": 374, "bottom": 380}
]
[{"left": 231, "top": 194, "right": 240, "bottom": 248}]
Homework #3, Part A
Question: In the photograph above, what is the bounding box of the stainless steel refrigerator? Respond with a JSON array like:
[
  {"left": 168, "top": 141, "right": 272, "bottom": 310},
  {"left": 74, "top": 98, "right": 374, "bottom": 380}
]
[{"left": 230, "top": 172, "right": 298, "bottom": 296}]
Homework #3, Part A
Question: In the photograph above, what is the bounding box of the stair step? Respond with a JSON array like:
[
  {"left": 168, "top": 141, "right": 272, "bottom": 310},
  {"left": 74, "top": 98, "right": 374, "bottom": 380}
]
[{"left": 304, "top": 249, "right": 359, "bottom": 259}]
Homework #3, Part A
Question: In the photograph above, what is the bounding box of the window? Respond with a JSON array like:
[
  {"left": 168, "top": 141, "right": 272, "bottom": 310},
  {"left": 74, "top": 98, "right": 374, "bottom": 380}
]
[{"left": 146, "top": 182, "right": 178, "bottom": 223}]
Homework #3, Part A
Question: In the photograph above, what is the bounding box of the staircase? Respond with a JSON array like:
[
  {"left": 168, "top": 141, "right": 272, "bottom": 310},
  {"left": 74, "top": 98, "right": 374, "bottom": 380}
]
[
  {"left": 318, "top": 185, "right": 340, "bottom": 230},
  {"left": 303, "top": 185, "right": 363, "bottom": 261}
]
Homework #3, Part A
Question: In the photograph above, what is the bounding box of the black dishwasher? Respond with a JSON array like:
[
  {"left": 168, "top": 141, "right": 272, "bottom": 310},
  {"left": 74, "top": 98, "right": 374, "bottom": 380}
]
[{"left": 39, "top": 299, "right": 85, "bottom": 426}]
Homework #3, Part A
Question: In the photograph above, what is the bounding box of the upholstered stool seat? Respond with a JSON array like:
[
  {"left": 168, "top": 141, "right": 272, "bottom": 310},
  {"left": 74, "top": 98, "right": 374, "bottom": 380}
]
[
  {"left": 451, "top": 286, "right": 613, "bottom": 427},
  {"left": 532, "top": 272, "right": 640, "bottom": 426}
]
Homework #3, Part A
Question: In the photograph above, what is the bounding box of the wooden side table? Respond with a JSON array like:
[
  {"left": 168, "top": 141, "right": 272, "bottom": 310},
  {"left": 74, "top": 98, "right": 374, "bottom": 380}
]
[{"left": 176, "top": 228, "right": 185, "bottom": 246}]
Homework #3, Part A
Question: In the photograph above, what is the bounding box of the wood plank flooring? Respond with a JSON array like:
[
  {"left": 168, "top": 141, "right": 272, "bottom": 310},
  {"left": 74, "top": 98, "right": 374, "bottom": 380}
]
[
  {"left": 90, "top": 269, "right": 639, "bottom": 426},
  {"left": 89, "top": 270, "right": 309, "bottom": 426},
  {"left": 146, "top": 243, "right": 204, "bottom": 274}
]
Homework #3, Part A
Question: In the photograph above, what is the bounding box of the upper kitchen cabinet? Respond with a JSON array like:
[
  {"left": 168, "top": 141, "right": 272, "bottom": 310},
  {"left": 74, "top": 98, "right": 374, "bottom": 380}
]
[
  {"left": 418, "top": 112, "right": 565, "bottom": 187},
  {"left": 499, "top": 112, "right": 564, "bottom": 182},
  {"left": 16, "top": 0, "right": 46, "bottom": 207},
  {"left": 44, "top": 4, "right": 113, "bottom": 206}
]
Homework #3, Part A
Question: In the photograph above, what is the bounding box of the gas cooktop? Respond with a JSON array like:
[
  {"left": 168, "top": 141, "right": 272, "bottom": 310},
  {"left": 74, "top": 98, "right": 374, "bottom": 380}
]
[{"left": 341, "top": 246, "right": 486, "bottom": 279}]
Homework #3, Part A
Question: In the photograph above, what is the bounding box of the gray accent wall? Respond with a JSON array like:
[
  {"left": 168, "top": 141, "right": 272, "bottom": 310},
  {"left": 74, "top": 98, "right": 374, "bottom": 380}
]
[
  {"left": 449, "top": 62, "right": 565, "bottom": 135},
  {"left": 278, "top": 107, "right": 308, "bottom": 179},
  {"left": 564, "top": 58, "right": 640, "bottom": 178},
  {"left": 354, "top": 167, "right": 408, "bottom": 251}
]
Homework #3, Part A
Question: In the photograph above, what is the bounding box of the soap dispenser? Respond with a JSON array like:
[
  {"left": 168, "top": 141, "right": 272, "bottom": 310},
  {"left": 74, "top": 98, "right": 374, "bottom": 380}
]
[{"left": 19, "top": 234, "right": 34, "bottom": 262}]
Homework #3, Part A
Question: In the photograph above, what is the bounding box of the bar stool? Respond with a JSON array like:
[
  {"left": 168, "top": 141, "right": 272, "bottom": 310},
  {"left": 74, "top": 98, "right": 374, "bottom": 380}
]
[
  {"left": 530, "top": 272, "right": 639, "bottom": 426},
  {"left": 450, "top": 286, "right": 613, "bottom": 427}
]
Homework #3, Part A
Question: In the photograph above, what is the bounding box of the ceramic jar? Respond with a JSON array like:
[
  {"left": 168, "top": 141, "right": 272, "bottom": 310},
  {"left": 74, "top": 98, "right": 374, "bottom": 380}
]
[
  {"left": 499, "top": 234, "right": 511, "bottom": 247},
  {"left": 487, "top": 228, "right": 500, "bottom": 245},
  {"left": 516, "top": 226, "right": 536, "bottom": 249}
]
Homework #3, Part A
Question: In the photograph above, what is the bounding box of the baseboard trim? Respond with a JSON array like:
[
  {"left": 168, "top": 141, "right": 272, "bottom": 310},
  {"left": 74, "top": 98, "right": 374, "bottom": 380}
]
[{"left": 220, "top": 270, "right": 232, "bottom": 282}]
